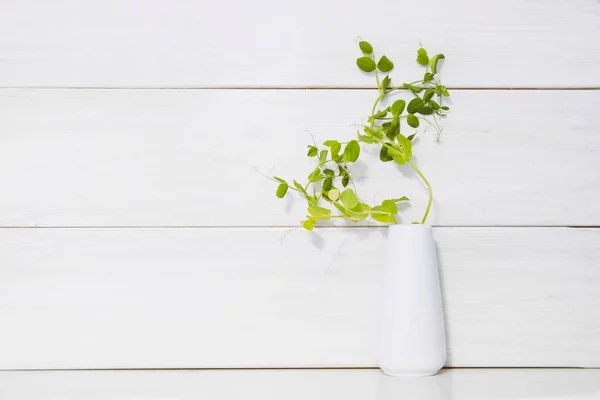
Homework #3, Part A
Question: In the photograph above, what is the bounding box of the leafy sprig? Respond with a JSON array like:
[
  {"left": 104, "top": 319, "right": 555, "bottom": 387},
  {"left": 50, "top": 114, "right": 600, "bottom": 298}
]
[{"left": 272, "top": 41, "right": 450, "bottom": 230}]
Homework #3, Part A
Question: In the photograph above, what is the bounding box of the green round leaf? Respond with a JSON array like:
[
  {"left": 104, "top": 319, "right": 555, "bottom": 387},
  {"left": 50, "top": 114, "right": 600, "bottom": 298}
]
[
  {"left": 407, "top": 98, "right": 424, "bottom": 114},
  {"left": 342, "top": 175, "right": 350, "bottom": 187},
  {"left": 407, "top": 114, "right": 419, "bottom": 128},
  {"left": 418, "top": 106, "right": 434, "bottom": 115},
  {"left": 377, "top": 55, "right": 394, "bottom": 72},
  {"left": 396, "top": 134, "right": 413, "bottom": 160},
  {"left": 273, "top": 176, "right": 286, "bottom": 184},
  {"left": 371, "top": 205, "right": 397, "bottom": 223},
  {"left": 328, "top": 188, "right": 340, "bottom": 201},
  {"left": 322, "top": 176, "right": 333, "bottom": 192},
  {"left": 382, "top": 200, "right": 398, "bottom": 215},
  {"left": 307, "top": 145, "right": 318, "bottom": 157},
  {"left": 359, "top": 41, "right": 373, "bottom": 54},
  {"left": 391, "top": 100, "right": 406, "bottom": 116},
  {"left": 356, "top": 57, "right": 376, "bottom": 72},
  {"left": 276, "top": 183, "right": 289, "bottom": 198},
  {"left": 382, "top": 121, "right": 399, "bottom": 141},
  {"left": 319, "top": 149, "right": 328, "bottom": 166},
  {"left": 423, "top": 88, "right": 435, "bottom": 102},
  {"left": 379, "top": 146, "right": 393, "bottom": 162},
  {"left": 302, "top": 219, "right": 316, "bottom": 231},
  {"left": 340, "top": 189, "right": 359, "bottom": 209},
  {"left": 308, "top": 206, "right": 332, "bottom": 219},
  {"left": 343, "top": 140, "right": 360, "bottom": 163}
]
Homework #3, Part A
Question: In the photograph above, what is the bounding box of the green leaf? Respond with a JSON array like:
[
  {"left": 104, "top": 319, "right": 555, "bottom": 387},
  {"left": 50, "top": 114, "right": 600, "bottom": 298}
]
[
  {"left": 273, "top": 176, "right": 286, "bottom": 184},
  {"left": 382, "top": 122, "right": 399, "bottom": 141},
  {"left": 379, "top": 146, "right": 393, "bottom": 162},
  {"left": 365, "top": 126, "right": 384, "bottom": 139},
  {"left": 356, "top": 57, "right": 376, "bottom": 72},
  {"left": 395, "top": 134, "right": 413, "bottom": 162},
  {"left": 407, "top": 133, "right": 416, "bottom": 141},
  {"left": 330, "top": 143, "right": 341, "bottom": 158},
  {"left": 302, "top": 219, "right": 316, "bottom": 231},
  {"left": 441, "top": 106, "right": 450, "bottom": 111},
  {"left": 340, "top": 189, "right": 359, "bottom": 209},
  {"left": 382, "top": 200, "right": 398, "bottom": 215},
  {"left": 343, "top": 140, "right": 360, "bottom": 163},
  {"left": 371, "top": 206, "right": 397, "bottom": 223},
  {"left": 359, "top": 41, "right": 373, "bottom": 54},
  {"left": 386, "top": 146, "right": 405, "bottom": 158},
  {"left": 373, "top": 109, "right": 388, "bottom": 119},
  {"left": 333, "top": 201, "right": 349, "bottom": 216},
  {"left": 391, "top": 99, "right": 406, "bottom": 116},
  {"left": 342, "top": 175, "right": 349, "bottom": 187},
  {"left": 307, "top": 145, "right": 318, "bottom": 157},
  {"left": 308, "top": 167, "right": 323, "bottom": 183},
  {"left": 430, "top": 100, "right": 440, "bottom": 111},
  {"left": 349, "top": 203, "right": 371, "bottom": 222},
  {"left": 423, "top": 88, "right": 435, "bottom": 102},
  {"left": 328, "top": 188, "right": 340, "bottom": 201},
  {"left": 442, "top": 88, "right": 450, "bottom": 97},
  {"left": 319, "top": 149, "right": 328, "bottom": 166},
  {"left": 323, "top": 140, "right": 339, "bottom": 147},
  {"left": 322, "top": 176, "right": 333, "bottom": 192},
  {"left": 308, "top": 206, "right": 332, "bottom": 219},
  {"left": 276, "top": 183, "right": 289, "bottom": 198},
  {"left": 424, "top": 72, "right": 435, "bottom": 82},
  {"left": 417, "top": 48, "right": 429, "bottom": 66},
  {"left": 418, "top": 106, "right": 434, "bottom": 115},
  {"left": 293, "top": 180, "right": 307, "bottom": 194},
  {"left": 407, "top": 98, "right": 424, "bottom": 114},
  {"left": 406, "top": 84, "right": 424, "bottom": 95},
  {"left": 323, "top": 169, "right": 335, "bottom": 177},
  {"left": 435, "top": 86, "right": 443, "bottom": 96},
  {"left": 377, "top": 55, "right": 394, "bottom": 72},
  {"left": 364, "top": 126, "right": 377, "bottom": 136},
  {"left": 407, "top": 114, "right": 419, "bottom": 128},
  {"left": 391, "top": 196, "right": 410, "bottom": 202},
  {"left": 429, "top": 54, "right": 445, "bottom": 75},
  {"left": 381, "top": 75, "right": 391, "bottom": 90},
  {"left": 357, "top": 133, "right": 378, "bottom": 144}
]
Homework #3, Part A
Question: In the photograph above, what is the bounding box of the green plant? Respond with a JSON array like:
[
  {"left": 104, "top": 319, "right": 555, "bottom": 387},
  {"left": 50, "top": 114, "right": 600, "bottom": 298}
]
[{"left": 271, "top": 41, "right": 450, "bottom": 230}]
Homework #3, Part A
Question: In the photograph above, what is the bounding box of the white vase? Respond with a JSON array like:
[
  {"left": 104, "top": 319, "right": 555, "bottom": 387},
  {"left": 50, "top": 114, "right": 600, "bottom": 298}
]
[{"left": 378, "top": 224, "right": 446, "bottom": 377}]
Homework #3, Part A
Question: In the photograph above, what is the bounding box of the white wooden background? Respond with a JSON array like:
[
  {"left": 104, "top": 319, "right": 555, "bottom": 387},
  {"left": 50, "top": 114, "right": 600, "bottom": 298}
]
[{"left": 0, "top": 0, "right": 599, "bottom": 369}]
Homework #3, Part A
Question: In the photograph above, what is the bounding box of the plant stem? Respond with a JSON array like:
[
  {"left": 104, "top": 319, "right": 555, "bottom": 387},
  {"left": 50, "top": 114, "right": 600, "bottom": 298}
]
[
  {"left": 407, "top": 160, "right": 433, "bottom": 224},
  {"left": 370, "top": 95, "right": 383, "bottom": 128}
]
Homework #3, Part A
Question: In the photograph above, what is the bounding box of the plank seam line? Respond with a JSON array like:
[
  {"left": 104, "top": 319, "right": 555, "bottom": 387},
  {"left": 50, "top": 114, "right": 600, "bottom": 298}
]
[
  {"left": 0, "top": 226, "right": 597, "bottom": 229},
  {"left": 0, "top": 367, "right": 591, "bottom": 372},
  {"left": 0, "top": 87, "right": 599, "bottom": 91}
]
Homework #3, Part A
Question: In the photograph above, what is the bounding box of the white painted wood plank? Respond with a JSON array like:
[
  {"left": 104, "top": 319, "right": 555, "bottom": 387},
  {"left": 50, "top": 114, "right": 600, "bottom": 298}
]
[
  {"left": 1, "top": 89, "right": 598, "bottom": 227},
  {"left": 0, "top": 0, "right": 599, "bottom": 88},
  {"left": 0, "top": 227, "right": 598, "bottom": 369},
  {"left": 1, "top": 369, "right": 600, "bottom": 400}
]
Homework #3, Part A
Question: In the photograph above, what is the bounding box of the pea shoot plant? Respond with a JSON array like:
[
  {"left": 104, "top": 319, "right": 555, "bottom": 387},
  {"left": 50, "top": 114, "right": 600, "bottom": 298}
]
[{"left": 271, "top": 40, "right": 450, "bottom": 230}]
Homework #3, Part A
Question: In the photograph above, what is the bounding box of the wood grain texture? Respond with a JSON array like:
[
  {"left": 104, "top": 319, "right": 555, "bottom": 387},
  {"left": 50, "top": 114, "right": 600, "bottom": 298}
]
[
  {"left": 1, "top": 89, "right": 598, "bottom": 227},
  {"left": 1, "top": 227, "right": 598, "bottom": 369},
  {"left": 1, "top": 369, "right": 600, "bottom": 400},
  {"left": 0, "top": 0, "right": 599, "bottom": 88}
]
